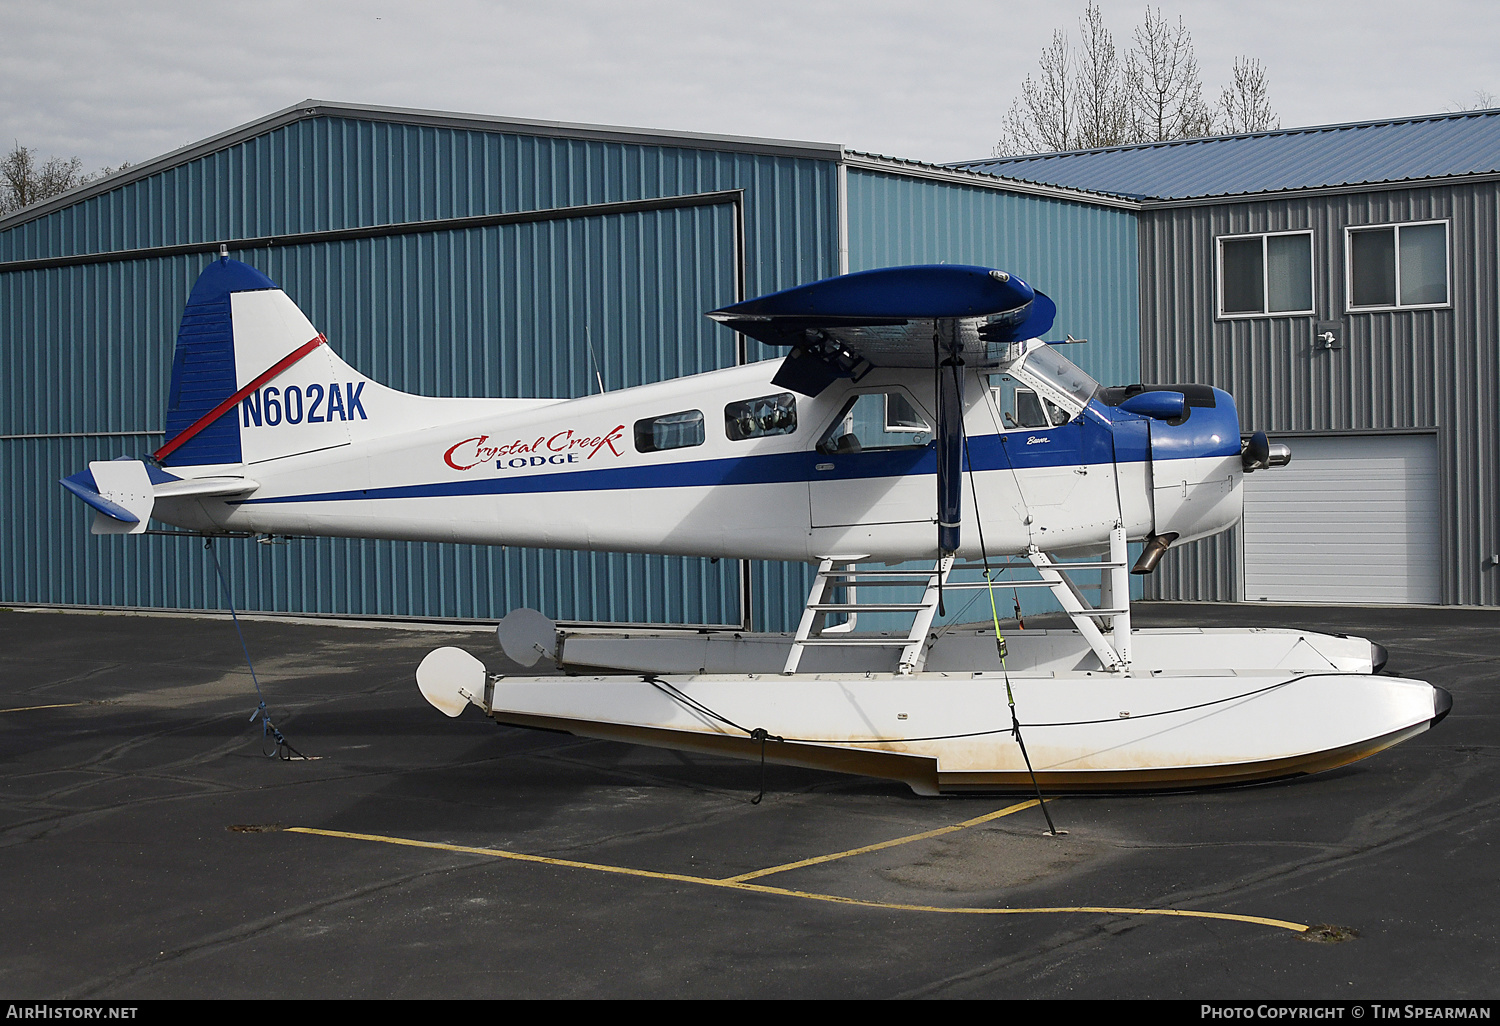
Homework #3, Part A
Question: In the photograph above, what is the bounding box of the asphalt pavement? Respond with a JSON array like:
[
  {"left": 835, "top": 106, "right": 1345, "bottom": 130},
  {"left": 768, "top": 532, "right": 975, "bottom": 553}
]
[{"left": 1, "top": 602, "right": 1495, "bottom": 1000}]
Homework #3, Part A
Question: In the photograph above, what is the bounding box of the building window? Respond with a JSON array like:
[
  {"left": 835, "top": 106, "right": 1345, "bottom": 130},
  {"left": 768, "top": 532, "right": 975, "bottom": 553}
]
[
  {"left": 724, "top": 393, "right": 796, "bottom": 441},
  {"left": 634, "top": 410, "right": 704, "bottom": 453},
  {"left": 1217, "top": 231, "right": 1314, "bottom": 317},
  {"left": 1346, "top": 221, "right": 1449, "bottom": 310}
]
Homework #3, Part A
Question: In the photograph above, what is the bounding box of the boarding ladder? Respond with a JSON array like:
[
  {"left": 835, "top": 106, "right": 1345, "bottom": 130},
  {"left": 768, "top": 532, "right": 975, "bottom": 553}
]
[{"left": 781, "top": 524, "right": 1135, "bottom": 675}]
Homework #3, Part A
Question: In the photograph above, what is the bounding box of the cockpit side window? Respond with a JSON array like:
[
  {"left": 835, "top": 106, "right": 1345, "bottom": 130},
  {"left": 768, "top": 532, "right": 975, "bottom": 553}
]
[
  {"left": 816, "top": 390, "right": 932, "bottom": 455},
  {"left": 991, "top": 374, "right": 1070, "bottom": 430}
]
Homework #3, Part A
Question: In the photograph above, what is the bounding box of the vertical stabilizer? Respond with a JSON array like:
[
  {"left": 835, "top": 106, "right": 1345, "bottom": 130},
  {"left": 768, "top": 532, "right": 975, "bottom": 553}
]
[
  {"left": 159, "top": 258, "right": 274, "bottom": 467},
  {"left": 227, "top": 288, "right": 354, "bottom": 464},
  {"left": 157, "top": 258, "right": 367, "bottom": 469}
]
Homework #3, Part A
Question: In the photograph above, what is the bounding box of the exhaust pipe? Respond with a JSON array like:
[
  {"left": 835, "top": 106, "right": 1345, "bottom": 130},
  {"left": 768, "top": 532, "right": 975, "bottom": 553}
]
[{"left": 1132, "top": 532, "right": 1178, "bottom": 575}]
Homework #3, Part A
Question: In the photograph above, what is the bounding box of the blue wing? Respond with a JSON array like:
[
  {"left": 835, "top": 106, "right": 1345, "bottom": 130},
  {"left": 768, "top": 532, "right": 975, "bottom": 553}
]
[{"left": 707, "top": 264, "right": 1056, "bottom": 396}]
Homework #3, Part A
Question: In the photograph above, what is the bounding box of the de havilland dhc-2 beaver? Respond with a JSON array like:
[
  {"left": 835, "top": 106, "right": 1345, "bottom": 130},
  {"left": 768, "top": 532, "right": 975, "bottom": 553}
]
[{"left": 60, "top": 257, "right": 1451, "bottom": 795}]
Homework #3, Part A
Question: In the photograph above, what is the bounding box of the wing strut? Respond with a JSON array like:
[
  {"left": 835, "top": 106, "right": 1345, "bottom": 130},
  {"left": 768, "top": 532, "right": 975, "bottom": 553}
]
[{"left": 935, "top": 330, "right": 964, "bottom": 556}]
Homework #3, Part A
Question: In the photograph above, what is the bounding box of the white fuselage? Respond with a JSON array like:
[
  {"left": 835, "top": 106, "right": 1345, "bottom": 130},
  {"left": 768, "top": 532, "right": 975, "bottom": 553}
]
[{"left": 152, "top": 359, "right": 1228, "bottom": 563}]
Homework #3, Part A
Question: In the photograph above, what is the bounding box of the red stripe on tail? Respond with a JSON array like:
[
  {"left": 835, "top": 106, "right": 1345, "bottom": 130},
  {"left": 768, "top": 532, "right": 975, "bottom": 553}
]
[{"left": 153, "top": 334, "right": 328, "bottom": 463}]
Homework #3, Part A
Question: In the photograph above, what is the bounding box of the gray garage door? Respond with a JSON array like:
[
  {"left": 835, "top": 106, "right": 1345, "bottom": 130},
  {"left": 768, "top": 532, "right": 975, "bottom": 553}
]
[{"left": 1242, "top": 433, "right": 1440, "bottom": 604}]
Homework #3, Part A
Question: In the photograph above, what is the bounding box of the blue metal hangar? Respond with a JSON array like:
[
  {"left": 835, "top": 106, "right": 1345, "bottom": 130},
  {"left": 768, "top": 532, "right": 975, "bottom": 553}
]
[
  {"left": 0, "top": 100, "right": 1140, "bottom": 629},
  {"left": 959, "top": 108, "right": 1500, "bottom": 610}
]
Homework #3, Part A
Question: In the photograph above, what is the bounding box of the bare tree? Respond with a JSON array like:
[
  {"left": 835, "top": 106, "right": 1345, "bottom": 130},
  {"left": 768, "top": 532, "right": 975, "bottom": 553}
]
[
  {"left": 1218, "top": 56, "right": 1280, "bottom": 134},
  {"left": 1448, "top": 89, "right": 1499, "bottom": 111},
  {"left": 1074, "top": 2, "right": 1134, "bottom": 149},
  {"left": 0, "top": 142, "right": 127, "bottom": 217},
  {"left": 996, "top": 29, "right": 1076, "bottom": 155},
  {"left": 995, "top": 6, "right": 1276, "bottom": 157},
  {"left": 1127, "top": 7, "right": 1212, "bottom": 142},
  {"left": 2, "top": 144, "right": 79, "bottom": 216}
]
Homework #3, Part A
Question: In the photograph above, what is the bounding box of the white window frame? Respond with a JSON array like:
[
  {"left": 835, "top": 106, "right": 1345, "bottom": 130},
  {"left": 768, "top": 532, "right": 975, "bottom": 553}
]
[
  {"left": 990, "top": 383, "right": 1068, "bottom": 431},
  {"left": 883, "top": 391, "right": 928, "bottom": 434},
  {"left": 1215, "top": 230, "right": 1316, "bottom": 320},
  {"left": 1344, "top": 219, "right": 1451, "bottom": 313}
]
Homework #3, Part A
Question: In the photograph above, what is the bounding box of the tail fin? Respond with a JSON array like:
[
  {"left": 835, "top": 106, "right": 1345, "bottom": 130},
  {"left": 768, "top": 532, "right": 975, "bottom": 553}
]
[{"left": 158, "top": 257, "right": 367, "bottom": 468}]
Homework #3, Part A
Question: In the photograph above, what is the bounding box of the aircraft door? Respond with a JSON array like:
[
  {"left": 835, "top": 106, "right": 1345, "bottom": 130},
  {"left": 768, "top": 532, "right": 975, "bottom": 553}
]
[
  {"left": 992, "top": 374, "right": 1083, "bottom": 508},
  {"left": 991, "top": 373, "right": 1121, "bottom": 546},
  {"left": 809, "top": 386, "right": 936, "bottom": 529}
]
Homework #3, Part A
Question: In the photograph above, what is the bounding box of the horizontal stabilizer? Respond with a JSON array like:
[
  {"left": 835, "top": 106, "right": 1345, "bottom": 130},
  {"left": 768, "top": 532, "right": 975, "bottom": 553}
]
[
  {"left": 60, "top": 473, "right": 141, "bottom": 525},
  {"left": 151, "top": 476, "right": 260, "bottom": 499},
  {"left": 60, "top": 462, "right": 261, "bottom": 534},
  {"left": 82, "top": 460, "right": 155, "bottom": 535}
]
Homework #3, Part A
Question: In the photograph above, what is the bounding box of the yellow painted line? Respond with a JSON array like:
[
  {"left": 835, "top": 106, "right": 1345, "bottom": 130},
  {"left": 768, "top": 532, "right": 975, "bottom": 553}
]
[
  {"left": 0, "top": 701, "right": 92, "bottom": 714},
  {"left": 721, "top": 799, "right": 1042, "bottom": 882},
  {"left": 285, "top": 825, "right": 1309, "bottom": 933}
]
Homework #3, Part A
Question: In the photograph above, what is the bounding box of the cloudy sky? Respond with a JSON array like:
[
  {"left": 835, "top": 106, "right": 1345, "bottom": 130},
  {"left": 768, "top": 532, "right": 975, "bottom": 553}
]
[{"left": 3, "top": 0, "right": 1498, "bottom": 173}]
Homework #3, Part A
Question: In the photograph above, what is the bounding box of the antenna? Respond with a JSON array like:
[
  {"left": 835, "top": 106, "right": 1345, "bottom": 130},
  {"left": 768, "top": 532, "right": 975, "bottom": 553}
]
[{"left": 585, "top": 325, "right": 606, "bottom": 394}]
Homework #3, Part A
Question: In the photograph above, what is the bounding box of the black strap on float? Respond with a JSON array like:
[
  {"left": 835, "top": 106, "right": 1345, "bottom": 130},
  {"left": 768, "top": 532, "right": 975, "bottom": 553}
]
[{"left": 644, "top": 676, "right": 781, "bottom": 804}]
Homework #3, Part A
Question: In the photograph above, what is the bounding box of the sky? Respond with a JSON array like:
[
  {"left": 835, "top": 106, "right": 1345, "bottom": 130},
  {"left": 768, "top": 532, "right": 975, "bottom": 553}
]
[{"left": 3, "top": 0, "right": 1498, "bottom": 174}]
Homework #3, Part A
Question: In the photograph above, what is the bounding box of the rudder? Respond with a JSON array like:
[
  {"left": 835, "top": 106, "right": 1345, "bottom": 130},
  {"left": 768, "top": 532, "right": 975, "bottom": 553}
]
[
  {"left": 157, "top": 257, "right": 364, "bottom": 468},
  {"left": 159, "top": 257, "right": 276, "bottom": 467}
]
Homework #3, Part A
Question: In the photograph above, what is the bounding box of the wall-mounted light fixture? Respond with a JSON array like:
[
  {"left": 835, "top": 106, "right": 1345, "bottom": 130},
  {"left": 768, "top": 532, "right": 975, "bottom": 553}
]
[{"left": 1315, "top": 320, "right": 1343, "bottom": 350}]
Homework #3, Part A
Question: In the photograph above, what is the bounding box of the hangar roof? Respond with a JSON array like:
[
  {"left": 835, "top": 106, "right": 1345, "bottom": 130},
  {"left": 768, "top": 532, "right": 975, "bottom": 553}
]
[
  {"left": 0, "top": 99, "right": 1131, "bottom": 236},
  {"left": 0, "top": 99, "right": 846, "bottom": 233},
  {"left": 950, "top": 109, "right": 1500, "bottom": 202}
]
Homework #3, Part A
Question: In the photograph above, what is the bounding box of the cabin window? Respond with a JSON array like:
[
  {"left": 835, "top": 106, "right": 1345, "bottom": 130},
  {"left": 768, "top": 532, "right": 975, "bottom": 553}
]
[
  {"left": 1346, "top": 221, "right": 1449, "bottom": 310},
  {"left": 634, "top": 410, "right": 704, "bottom": 453},
  {"left": 991, "top": 375, "right": 1069, "bottom": 430},
  {"left": 724, "top": 392, "right": 797, "bottom": 441},
  {"left": 1217, "top": 231, "right": 1313, "bottom": 317},
  {"left": 884, "top": 392, "right": 926, "bottom": 433},
  {"left": 816, "top": 391, "right": 931, "bottom": 455}
]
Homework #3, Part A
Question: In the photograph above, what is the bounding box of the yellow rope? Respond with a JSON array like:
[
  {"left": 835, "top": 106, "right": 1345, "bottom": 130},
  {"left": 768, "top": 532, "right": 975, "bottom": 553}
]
[{"left": 285, "top": 825, "right": 1309, "bottom": 933}]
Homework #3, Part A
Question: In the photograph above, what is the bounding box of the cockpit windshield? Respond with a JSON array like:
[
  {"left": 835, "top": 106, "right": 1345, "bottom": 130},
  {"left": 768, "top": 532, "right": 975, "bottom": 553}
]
[{"left": 996, "top": 341, "right": 1101, "bottom": 412}]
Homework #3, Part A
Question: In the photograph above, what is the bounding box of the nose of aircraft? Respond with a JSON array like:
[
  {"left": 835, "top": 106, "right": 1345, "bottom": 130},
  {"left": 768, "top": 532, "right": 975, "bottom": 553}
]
[
  {"left": 1241, "top": 429, "right": 1292, "bottom": 472},
  {"left": 1101, "top": 383, "right": 1276, "bottom": 558}
]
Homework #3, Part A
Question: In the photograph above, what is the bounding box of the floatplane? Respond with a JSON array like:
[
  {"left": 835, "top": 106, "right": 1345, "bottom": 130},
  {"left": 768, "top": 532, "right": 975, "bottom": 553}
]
[{"left": 61, "top": 257, "right": 1450, "bottom": 794}]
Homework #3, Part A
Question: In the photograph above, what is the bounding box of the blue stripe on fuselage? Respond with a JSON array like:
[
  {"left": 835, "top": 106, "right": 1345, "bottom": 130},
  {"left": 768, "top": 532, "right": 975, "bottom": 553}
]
[{"left": 232, "top": 417, "right": 1229, "bottom": 509}]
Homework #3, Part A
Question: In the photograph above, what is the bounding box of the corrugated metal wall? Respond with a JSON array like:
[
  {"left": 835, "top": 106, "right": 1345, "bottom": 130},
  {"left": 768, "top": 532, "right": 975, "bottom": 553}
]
[
  {"left": 0, "top": 115, "right": 837, "bottom": 277},
  {"left": 1138, "top": 182, "right": 1499, "bottom": 606},
  {"left": 844, "top": 168, "right": 1144, "bottom": 620},
  {"left": 846, "top": 169, "right": 1141, "bottom": 389},
  {"left": 1, "top": 110, "right": 842, "bottom": 629}
]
